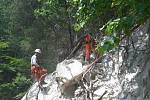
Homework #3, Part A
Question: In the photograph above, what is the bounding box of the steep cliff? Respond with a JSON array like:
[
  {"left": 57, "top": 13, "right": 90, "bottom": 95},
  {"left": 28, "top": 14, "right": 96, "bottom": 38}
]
[{"left": 22, "top": 20, "right": 150, "bottom": 100}]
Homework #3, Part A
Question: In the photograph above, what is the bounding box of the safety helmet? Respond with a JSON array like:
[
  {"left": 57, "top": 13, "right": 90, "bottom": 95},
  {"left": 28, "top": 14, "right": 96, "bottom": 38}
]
[{"left": 34, "top": 49, "right": 41, "bottom": 53}]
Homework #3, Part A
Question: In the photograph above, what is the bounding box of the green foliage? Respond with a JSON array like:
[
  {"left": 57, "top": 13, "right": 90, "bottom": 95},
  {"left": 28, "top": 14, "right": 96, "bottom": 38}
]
[
  {"left": 72, "top": 0, "right": 150, "bottom": 55},
  {"left": 33, "top": 0, "right": 150, "bottom": 60},
  {"left": 96, "top": 46, "right": 105, "bottom": 56},
  {"left": 0, "top": 56, "right": 30, "bottom": 100},
  {"left": 96, "top": 35, "right": 120, "bottom": 56},
  {"left": 0, "top": 56, "right": 29, "bottom": 71},
  {"left": 34, "top": 0, "right": 60, "bottom": 18},
  {"left": 0, "top": 42, "right": 9, "bottom": 49},
  {"left": 0, "top": 0, "right": 33, "bottom": 100},
  {"left": 73, "top": 0, "right": 112, "bottom": 31},
  {"left": 0, "top": 73, "right": 31, "bottom": 100}
]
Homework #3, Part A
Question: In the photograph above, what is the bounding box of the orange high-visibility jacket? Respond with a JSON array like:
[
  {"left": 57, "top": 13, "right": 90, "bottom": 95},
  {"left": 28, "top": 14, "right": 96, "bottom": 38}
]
[{"left": 85, "top": 34, "right": 91, "bottom": 63}]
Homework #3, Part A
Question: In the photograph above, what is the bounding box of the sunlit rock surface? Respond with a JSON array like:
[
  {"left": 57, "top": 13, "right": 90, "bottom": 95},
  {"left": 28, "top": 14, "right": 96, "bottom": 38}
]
[{"left": 56, "top": 59, "right": 83, "bottom": 81}]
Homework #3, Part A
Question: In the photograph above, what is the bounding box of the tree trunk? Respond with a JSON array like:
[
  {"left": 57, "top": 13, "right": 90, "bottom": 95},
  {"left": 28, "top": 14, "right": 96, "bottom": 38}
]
[{"left": 64, "top": 0, "right": 74, "bottom": 50}]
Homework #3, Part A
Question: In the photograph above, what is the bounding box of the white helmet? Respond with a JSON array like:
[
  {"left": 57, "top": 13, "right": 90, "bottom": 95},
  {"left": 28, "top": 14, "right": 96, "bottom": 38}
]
[{"left": 34, "top": 49, "right": 41, "bottom": 53}]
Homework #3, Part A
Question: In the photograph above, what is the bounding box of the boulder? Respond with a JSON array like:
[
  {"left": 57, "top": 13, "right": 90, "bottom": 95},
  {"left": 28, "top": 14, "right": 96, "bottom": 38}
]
[{"left": 56, "top": 59, "right": 83, "bottom": 82}]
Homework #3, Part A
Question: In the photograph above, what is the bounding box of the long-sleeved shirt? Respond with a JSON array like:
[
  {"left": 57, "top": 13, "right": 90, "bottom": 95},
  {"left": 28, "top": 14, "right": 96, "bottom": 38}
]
[{"left": 31, "top": 54, "right": 40, "bottom": 67}]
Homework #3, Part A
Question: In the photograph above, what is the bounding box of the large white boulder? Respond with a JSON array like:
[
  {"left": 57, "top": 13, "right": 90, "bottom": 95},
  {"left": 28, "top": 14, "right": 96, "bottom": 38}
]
[{"left": 56, "top": 59, "right": 83, "bottom": 82}]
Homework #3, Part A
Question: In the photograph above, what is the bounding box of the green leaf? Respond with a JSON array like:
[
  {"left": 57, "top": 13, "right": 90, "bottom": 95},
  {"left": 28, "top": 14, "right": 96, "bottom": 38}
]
[
  {"left": 0, "top": 42, "right": 9, "bottom": 49},
  {"left": 105, "top": 19, "right": 120, "bottom": 35},
  {"left": 96, "top": 46, "right": 105, "bottom": 56},
  {"left": 74, "top": 23, "right": 81, "bottom": 31},
  {"left": 102, "top": 40, "right": 114, "bottom": 52},
  {"left": 113, "top": 36, "right": 120, "bottom": 46}
]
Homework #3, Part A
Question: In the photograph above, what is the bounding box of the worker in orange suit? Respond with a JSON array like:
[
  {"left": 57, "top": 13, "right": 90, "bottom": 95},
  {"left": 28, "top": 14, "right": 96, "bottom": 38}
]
[
  {"left": 84, "top": 33, "right": 99, "bottom": 64},
  {"left": 31, "top": 49, "right": 47, "bottom": 84},
  {"left": 85, "top": 34, "right": 92, "bottom": 64}
]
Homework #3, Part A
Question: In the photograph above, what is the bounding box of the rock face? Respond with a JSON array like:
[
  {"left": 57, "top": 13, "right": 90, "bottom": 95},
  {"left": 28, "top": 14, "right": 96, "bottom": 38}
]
[
  {"left": 21, "top": 60, "right": 84, "bottom": 100},
  {"left": 56, "top": 59, "right": 83, "bottom": 81},
  {"left": 21, "top": 72, "right": 60, "bottom": 100},
  {"left": 22, "top": 20, "right": 150, "bottom": 100}
]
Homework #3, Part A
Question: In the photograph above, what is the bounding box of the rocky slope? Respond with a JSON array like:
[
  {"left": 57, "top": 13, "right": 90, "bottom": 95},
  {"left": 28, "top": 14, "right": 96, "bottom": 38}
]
[{"left": 22, "top": 20, "right": 150, "bottom": 100}]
